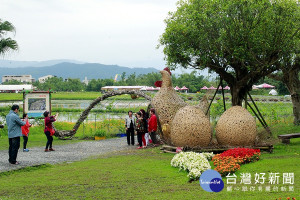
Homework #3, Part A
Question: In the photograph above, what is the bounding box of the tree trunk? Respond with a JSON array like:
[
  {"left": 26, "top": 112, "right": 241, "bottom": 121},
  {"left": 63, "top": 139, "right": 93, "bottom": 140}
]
[
  {"left": 230, "top": 85, "right": 248, "bottom": 106},
  {"left": 291, "top": 92, "right": 300, "bottom": 125},
  {"left": 286, "top": 70, "right": 300, "bottom": 125}
]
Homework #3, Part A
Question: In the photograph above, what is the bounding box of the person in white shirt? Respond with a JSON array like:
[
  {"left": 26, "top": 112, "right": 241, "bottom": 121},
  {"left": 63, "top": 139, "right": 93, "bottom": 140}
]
[{"left": 125, "top": 111, "right": 136, "bottom": 145}]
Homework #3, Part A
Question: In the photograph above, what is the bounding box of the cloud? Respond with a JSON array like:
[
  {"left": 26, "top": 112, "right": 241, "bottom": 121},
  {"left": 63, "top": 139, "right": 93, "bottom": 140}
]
[{"left": 1, "top": 0, "right": 178, "bottom": 68}]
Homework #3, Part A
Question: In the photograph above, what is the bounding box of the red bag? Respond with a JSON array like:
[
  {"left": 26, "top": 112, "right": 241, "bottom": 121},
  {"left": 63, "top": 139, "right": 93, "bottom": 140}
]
[{"left": 50, "top": 128, "right": 56, "bottom": 136}]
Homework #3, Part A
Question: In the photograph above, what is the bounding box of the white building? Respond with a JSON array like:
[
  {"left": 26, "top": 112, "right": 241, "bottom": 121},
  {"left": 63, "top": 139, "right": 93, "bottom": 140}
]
[
  {"left": 82, "top": 77, "right": 89, "bottom": 85},
  {"left": 2, "top": 75, "right": 35, "bottom": 83},
  {"left": 0, "top": 85, "right": 33, "bottom": 93},
  {"left": 38, "top": 75, "right": 54, "bottom": 83}
]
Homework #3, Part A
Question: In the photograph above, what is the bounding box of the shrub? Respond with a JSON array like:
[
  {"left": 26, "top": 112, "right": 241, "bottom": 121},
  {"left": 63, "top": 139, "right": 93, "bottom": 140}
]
[{"left": 94, "top": 129, "right": 106, "bottom": 137}]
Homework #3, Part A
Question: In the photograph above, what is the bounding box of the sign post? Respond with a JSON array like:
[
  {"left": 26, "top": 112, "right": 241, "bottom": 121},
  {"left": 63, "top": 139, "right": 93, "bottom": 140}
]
[{"left": 23, "top": 90, "right": 52, "bottom": 118}]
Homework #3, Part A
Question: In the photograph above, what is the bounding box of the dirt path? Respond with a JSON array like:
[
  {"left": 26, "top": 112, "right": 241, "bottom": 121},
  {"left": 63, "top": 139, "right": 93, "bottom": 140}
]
[{"left": 0, "top": 137, "right": 137, "bottom": 172}]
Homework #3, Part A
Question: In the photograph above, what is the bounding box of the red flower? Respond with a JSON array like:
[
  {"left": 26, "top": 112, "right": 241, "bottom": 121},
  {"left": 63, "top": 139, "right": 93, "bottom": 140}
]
[{"left": 213, "top": 148, "right": 261, "bottom": 176}]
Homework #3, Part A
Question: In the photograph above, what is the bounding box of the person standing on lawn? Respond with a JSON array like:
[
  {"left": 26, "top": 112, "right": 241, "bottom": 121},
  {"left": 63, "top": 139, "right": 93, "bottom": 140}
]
[
  {"left": 148, "top": 108, "right": 158, "bottom": 145},
  {"left": 125, "top": 111, "right": 136, "bottom": 145},
  {"left": 43, "top": 111, "right": 58, "bottom": 152},
  {"left": 21, "top": 113, "right": 31, "bottom": 152},
  {"left": 6, "top": 105, "right": 26, "bottom": 165},
  {"left": 139, "top": 109, "right": 148, "bottom": 147},
  {"left": 135, "top": 112, "right": 145, "bottom": 149}
]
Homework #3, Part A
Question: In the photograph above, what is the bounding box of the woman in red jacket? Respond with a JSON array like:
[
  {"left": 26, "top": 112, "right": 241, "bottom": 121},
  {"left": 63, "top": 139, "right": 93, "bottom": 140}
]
[
  {"left": 43, "top": 111, "right": 58, "bottom": 152},
  {"left": 21, "top": 113, "right": 31, "bottom": 152},
  {"left": 148, "top": 108, "right": 159, "bottom": 145}
]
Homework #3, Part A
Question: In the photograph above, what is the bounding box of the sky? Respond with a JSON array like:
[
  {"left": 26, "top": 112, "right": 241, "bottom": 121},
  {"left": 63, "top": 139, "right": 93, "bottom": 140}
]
[{"left": 1, "top": 0, "right": 182, "bottom": 70}]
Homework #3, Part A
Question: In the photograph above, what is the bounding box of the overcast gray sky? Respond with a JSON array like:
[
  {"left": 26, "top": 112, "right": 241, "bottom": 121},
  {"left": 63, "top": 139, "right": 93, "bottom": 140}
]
[{"left": 1, "top": 0, "right": 180, "bottom": 69}]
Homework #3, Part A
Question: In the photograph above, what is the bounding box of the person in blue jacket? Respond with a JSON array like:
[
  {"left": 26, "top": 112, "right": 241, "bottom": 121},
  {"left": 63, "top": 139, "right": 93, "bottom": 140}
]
[{"left": 6, "top": 105, "right": 26, "bottom": 165}]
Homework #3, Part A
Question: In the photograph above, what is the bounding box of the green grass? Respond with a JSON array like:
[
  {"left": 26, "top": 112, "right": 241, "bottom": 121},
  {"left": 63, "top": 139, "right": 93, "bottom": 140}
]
[
  {"left": 0, "top": 122, "right": 299, "bottom": 199},
  {"left": 0, "top": 92, "right": 152, "bottom": 101},
  {"left": 0, "top": 141, "right": 299, "bottom": 200},
  {"left": 0, "top": 132, "right": 80, "bottom": 151},
  {"left": 0, "top": 93, "right": 23, "bottom": 101}
]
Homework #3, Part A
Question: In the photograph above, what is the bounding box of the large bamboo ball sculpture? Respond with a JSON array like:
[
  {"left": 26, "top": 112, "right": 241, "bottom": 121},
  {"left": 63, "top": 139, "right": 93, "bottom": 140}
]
[
  {"left": 215, "top": 106, "right": 257, "bottom": 146},
  {"left": 171, "top": 106, "right": 212, "bottom": 147}
]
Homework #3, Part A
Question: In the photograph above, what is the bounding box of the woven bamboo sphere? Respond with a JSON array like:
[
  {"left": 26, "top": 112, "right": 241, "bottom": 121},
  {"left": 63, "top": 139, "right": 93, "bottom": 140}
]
[
  {"left": 215, "top": 106, "right": 257, "bottom": 146},
  {"left": 152, "top": 70, "right": 187, "bottom": 143},
  {"left": 171, "top": 106, "right": 212, "bottom": 147}
]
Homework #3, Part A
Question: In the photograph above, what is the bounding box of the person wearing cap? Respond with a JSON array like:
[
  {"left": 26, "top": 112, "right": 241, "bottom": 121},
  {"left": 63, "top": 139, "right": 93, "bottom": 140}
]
[{"left": 6, "top": 104, "right": 26, "bottom": 165}]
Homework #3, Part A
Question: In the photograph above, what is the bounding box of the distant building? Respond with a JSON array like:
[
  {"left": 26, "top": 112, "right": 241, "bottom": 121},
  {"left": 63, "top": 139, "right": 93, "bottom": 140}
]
[
  {"left": 83, "top": 77, "right": 89, "bottom": 85},
  {"left": 38, "top": 75, "right": 54, "bottom": 83},
  {"left": 2, "top": 75, "right": 35, "bottom": 83},
  {"left": 0, "top": 85, "right": 33, "bottom": 93}
]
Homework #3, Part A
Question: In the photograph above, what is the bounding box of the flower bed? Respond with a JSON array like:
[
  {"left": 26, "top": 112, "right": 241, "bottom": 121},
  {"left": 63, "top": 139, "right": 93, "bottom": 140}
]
[
  {"left": 171, "top": 152, "right": 213, "bottom": 180},
  {"left": 212, "top": 148, "right": 261, "bottom": 176}
]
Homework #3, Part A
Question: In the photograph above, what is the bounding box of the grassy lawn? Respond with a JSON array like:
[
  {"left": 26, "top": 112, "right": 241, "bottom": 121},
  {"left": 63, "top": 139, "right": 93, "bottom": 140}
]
[
  {"left": 0, "top": 134, "right": 80, "bottom": 151},
  {"left": 0, "top": 122, "right": 299, "bottom": 199},
  {"left": 0, "top": 141, "right": 299, "bottom": 200},
  {"left": 0, "top": 125, "right": 81, "bottom": 151},
  {"left": 0, "top": 92, "right": 101, "bottom": 101},
  {"left": 0, "top": 92, "right": 151, "bottom": 101}
]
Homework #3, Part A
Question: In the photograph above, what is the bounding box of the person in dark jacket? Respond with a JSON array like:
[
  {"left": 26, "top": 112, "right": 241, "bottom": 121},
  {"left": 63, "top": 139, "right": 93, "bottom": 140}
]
[
  {"left": 135, "top": 112, "right": 145, "bottom": 149},
  {"left": 6, "top": 105, "right": 26, "bottom": 165},
  {"left": 140, "top": 109, "right": 148, "bottom": 146},
  {"left": 43, "top": 111, "right": 58, "bottom": 152}
]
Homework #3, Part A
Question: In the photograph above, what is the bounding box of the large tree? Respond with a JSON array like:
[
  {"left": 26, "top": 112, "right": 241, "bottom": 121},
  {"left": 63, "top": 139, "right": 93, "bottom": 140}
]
[
  {"left": 0, "top": 19, "right": 18, "bottom": 55},
  {"left": 159, "top": 0, "right": 298, "bottom": 106},
  {"left": 269, "top": 55, "right": 300, "bottom": 125}
]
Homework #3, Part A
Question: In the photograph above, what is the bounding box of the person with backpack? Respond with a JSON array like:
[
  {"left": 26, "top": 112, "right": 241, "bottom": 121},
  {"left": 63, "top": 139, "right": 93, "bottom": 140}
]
[{"left": 135, "top": 112, "right": 145, "bottom": 149}]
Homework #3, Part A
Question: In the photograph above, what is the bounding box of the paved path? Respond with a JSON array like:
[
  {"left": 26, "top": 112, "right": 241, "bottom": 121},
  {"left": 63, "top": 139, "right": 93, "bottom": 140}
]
[{"left": 0, "top": 137, "right": 137, "bottom": 172}]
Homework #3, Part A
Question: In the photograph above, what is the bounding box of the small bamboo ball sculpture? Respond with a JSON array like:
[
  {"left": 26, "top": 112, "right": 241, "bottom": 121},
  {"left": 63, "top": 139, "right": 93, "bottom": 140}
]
[
  {"left": 215, "top": 106, "right": 257, "bottom": 146},
  {"left": 171, "top": 106, "right": 212, "bottom": 147}
]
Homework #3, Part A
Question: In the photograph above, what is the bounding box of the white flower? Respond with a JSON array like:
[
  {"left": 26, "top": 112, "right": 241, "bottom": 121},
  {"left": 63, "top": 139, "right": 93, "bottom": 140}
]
[{"left": 171, "top": 151, "right": 213, "bottom": 180}]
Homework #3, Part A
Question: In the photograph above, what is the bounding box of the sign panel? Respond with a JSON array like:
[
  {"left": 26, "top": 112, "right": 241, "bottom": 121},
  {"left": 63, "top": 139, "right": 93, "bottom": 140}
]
[{"left": 24, "top": 92, "right": 50, "bottom": 118}]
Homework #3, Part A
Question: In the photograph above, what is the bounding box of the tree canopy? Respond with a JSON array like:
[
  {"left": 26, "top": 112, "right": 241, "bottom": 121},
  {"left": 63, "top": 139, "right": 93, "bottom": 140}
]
[
  {"left": 159, "top": 0, "right": 299, "bottom": 105},
  {"left": 0, "top": 19, "right": 18, "bottom": 55}
]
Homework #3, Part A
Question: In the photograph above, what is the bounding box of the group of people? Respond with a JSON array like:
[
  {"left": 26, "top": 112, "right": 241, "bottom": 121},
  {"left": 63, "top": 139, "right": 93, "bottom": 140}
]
[
  {"left": 3, "top": 104, "right": 58, "bottom": 165},
  {"left": 2, "top": 104, "right": 159, "bottom": 165},
  {"left": 125, "top": 108, "right": 158, "bottom": 149}
]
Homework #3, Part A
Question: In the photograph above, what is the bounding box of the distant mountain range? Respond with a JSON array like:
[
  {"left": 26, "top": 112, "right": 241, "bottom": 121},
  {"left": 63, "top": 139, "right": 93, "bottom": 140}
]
[
  {"left": 0, "top": 59, "right": 85, "bottom": 68},
  {"left": 0, "top": 60, "right": 159, "bottom": 81}
]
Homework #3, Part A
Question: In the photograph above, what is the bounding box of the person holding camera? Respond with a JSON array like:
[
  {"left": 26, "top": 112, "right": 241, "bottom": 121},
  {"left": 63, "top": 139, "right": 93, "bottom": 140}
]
[
  {"left": 6, "top": 105, "right": 26, "bottom": 165},
  {"left": 43, "top": 111, "right": 58, "bottom": 152}
]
